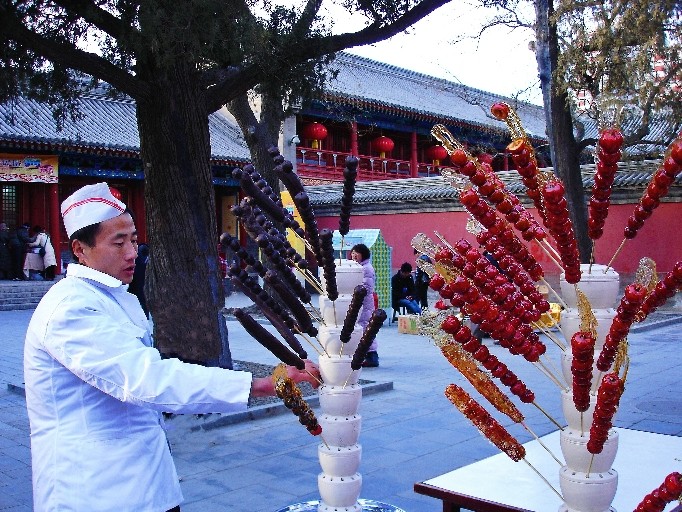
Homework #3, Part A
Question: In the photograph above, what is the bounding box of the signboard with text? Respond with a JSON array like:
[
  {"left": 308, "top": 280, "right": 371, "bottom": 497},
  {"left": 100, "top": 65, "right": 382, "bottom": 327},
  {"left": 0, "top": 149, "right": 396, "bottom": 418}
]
[{"left": 0, "top": 153, "right": 59, "bottom": 183}]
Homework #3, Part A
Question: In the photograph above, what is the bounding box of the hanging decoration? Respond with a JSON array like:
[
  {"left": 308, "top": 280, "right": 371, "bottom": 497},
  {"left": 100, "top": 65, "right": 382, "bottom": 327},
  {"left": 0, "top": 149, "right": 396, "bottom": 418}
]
[
  {"left": 109, "top": 187, "right": 122, "bottom": 200},
  {"left": 302, "top": 122, "right": 328, "bottom": 149},
  {"left": 426, "top": 145, "right": 448, "bottom": 166},
  {"left": 373, "top": 136, "right": 395, "bottom": 159}
]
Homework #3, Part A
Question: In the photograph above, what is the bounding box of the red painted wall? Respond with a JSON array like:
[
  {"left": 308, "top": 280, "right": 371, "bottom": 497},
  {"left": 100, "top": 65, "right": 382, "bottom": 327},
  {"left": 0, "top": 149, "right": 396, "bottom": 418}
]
[{"left": 317, "top": 202, "right": 682, "bottom": 276}]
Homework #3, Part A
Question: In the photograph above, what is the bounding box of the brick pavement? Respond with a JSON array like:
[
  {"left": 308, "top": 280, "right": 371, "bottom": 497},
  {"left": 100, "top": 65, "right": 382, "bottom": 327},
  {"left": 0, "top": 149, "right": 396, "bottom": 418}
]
[{"left": 1, "top": 298, "right": 681, "bottom": 511}]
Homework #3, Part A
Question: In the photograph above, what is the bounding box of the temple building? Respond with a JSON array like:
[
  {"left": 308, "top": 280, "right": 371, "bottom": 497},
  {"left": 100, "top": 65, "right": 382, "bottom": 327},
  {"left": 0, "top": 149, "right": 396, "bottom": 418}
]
[{"left": 1, "top": 53, "right": 679, "bottom": 276}]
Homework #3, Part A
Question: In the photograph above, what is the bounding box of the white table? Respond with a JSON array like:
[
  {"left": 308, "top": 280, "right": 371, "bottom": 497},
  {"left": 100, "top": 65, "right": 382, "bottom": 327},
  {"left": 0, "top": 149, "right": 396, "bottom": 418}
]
[{"left": 415, "top": 428, "right": 682, "bottom": 512}]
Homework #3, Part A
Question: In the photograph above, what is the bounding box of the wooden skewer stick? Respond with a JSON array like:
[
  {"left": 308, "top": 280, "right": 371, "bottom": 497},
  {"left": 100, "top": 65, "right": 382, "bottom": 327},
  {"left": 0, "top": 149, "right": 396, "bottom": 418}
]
[
  {"left": 332, "top": 301, "right": 338, "bottom": 328},
  {"left": 534, "top": 360, "right": 568, "bottom": 392},
  {"left": 522, "top": 421, "right": 563, "bottom": 466},
  {"left": 342, "top": 370, "right": 356, "bottom": 389},
  {"left": 541, "top": 278, "right": 568, "bottom": 309},
  {"left": 541, "top": 238, "right": 562, "bottom": 261},
  {"left": 320, "top": 434, "right": 330, "bottom": 450},
  {"left": 587, "top": 453, "right": 595, "bottom": 478},
  {"left": 523, "top": 458, "right": 564, "bottom": 501},
  {"left": 588, "top": 242, "right": 596, "bottom": 274},
  {"left": 294, "top": 266, "right": 325, "bottom": 295},
  {"left": 534, "top": 240, "right": 564, "bottom": 272},
  {"left": 305, "top": 369, "right": 324, "bottom": 387},
  {"left": 541, "top": 354, "right": 568, "bottom": 389},
  {"left": 533, "top": 321, "right": 566, "bottom": 351},
  {"left": 295, "top": 329, "right": 325, "bottom": 357},
  {"left": 605, "top": 238, "right": 627, "bottom": 273},
  {"left": 433, "top": 230, "right": 455, "bottom": 252},
  {"left": 292, "top": 230, "right": 315, "bottom": 254},
  {"left": 533, "top": 401, "right": 564, "bottom": 431}
]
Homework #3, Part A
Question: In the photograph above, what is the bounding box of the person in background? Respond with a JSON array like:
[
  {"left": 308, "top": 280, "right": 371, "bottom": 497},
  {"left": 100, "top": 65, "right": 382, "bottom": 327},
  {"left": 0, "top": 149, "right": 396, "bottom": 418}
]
[
  {"left": 350, "top": 243, "right": 379, "bottom": 367},
  {"left": 27, "top": 225, "right": 57, "bottom": 280},
  {"left": 24, "top": 182, "right": 320, "bottom": 512},
  {"left": 129, "top": 242, "right": 150, "bottom": 317},
  {"left": 391, "top": 262, "right": 422, "bottom": 315},
  {"left": 16, "top": 222, "right": 35, "bottom": 279},
  {"left": 0, "top": 222, "right": 11, "bottom": 279},
  {"left": 7, "top": 225, "right": 24, "bottom": 280},
  {"left": 414, "top": 249, "right": 432, "bottom": 311}
]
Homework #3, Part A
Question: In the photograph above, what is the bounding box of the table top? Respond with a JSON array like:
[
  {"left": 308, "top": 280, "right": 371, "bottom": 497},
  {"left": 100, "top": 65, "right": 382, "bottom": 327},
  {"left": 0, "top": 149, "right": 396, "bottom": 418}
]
[{"left": 416, "top": 428, "right": 682, "bottom": 512}]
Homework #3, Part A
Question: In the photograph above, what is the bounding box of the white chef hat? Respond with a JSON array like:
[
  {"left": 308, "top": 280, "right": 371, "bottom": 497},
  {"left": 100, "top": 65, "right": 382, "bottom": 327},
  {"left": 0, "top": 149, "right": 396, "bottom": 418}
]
[{"left": 61, "top": 182, "right": 127, "bottom": 238}]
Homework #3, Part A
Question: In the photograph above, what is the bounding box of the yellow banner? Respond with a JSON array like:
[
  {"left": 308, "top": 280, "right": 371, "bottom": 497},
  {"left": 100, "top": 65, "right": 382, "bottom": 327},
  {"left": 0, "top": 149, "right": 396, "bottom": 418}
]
[
  {"left": 280, "top": 190, "right": 305, "bottom": 258},
  {"left": 0, "top": 154, "right": 59, "bottom": 183}
]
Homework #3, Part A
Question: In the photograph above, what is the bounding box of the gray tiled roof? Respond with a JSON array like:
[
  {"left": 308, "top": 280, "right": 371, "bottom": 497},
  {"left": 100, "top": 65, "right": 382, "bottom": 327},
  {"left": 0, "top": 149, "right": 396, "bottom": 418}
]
[
  {"left": 0, "top": 92, "right": 250, "bottom": 162},
  {"left": 307, "top": 159, "right": 673, "bottom": 207},
  {"left": 326, "top": 53, "right": 547, "bottom": 140},
  {"left": 578, "top": 109, "right": 682, "bottom": 157}
]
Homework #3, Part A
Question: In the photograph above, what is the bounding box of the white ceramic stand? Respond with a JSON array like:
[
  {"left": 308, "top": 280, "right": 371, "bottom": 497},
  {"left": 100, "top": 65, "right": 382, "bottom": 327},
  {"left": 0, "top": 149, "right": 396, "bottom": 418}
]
[
  {"left": 558, "top": 264, "right": 620, "bottom": 512},
  {"left": 317, "top": 260, "right": 365, "bottom": 512}
]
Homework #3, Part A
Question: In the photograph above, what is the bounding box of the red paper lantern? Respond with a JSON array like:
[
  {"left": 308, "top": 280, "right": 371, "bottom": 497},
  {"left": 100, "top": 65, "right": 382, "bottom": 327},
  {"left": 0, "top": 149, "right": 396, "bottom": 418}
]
[
  {"left": 373, "top": 136, "right": 395, "bottom": 158},
  {"left": 426, "top": 145, "right": 448, "bottom": 165},
  {"left": 302, "top": 122, "right": 328, "bottom": 149},
  {"left": 109, "top": 187, "right": 122, "bottom": 200}
]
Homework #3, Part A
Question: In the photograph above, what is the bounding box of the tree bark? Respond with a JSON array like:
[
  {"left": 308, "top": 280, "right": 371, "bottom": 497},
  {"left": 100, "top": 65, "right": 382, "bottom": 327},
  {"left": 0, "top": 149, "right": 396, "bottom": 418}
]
[
  {"left": 136, "top": 61, "right": 231, "bottom": 366},
  {"left": 534, "top": 0, "right": 591, "bottom": 263}
]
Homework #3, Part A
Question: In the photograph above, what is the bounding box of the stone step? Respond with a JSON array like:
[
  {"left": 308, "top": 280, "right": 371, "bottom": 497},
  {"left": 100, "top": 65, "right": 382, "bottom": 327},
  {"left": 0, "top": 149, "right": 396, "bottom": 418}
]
[{"left": 0, "top": 278, "right": 61, "bottom": 310}]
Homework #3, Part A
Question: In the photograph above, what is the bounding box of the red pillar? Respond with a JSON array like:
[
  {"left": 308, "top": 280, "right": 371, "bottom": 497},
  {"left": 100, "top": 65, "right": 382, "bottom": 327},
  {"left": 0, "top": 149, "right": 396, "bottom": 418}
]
[
  {"left": 410, "top": 131, "right": 418, "bottom": 177},
  {"left": 133, "top": 183, "right": 146, "bottom": 243},
  {"left": 350, "top": 122, "right": 358, "bottom": 156},
  {"left": 48, "top": 183, "right": 62, "bottom": 273}
]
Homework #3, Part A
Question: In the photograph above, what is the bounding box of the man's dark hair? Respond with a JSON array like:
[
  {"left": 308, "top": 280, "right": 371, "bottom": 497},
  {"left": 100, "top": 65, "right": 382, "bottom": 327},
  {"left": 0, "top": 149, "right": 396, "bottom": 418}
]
[
  {"left": 351, "top": 243, "right": 370, "bottom": 261},
  {"left": 400, "top": 262, "right": 412, "bottom": 273},
  {"left": 69, "top": 209, "right": 135, "bottom": 262}
]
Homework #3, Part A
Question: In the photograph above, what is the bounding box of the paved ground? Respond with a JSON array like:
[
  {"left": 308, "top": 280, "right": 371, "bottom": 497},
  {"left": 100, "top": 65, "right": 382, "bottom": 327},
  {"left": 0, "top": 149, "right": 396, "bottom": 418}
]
[{"left": 1, "top": 291, "right": 681, "bottom": 512}]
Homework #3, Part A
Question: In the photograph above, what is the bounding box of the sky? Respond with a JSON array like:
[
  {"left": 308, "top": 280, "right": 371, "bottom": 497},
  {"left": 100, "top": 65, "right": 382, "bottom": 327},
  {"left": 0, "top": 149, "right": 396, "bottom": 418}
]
[{"left": 319, "top": 0, "right": 543, "bottom": 105}]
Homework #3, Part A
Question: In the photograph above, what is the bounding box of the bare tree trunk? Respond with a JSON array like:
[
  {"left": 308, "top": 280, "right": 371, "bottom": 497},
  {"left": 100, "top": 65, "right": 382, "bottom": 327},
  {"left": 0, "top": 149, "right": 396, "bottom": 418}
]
[
  {"left": 136, "top": 61, "right": 231, "bottom": 366},
  {"left": 534, "top": 0, "right": 591, "bottom": 262}
]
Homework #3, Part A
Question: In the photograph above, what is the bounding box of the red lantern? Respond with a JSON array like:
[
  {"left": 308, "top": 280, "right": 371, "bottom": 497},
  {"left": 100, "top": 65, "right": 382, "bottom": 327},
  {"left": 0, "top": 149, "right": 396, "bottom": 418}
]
[
  {"left": 373, "top": 136, "right": 395, "bottom": 158},
  {"left": 302, "top": 122, "right": 328, "bottom": 149},
  {"left": 109, "top": 187, "right": 122, "bottom": 200},
  {"left": 426, "top": 145, "right": 448, "bottom": 166}
]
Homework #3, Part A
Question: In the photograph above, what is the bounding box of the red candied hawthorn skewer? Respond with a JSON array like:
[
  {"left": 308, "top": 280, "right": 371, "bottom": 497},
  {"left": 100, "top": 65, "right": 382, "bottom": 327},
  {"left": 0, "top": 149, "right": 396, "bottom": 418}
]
[
  {"left": 452, "top": 153, "right": 546, "bottom": 244},
  {"left": 434, "top": 256, "right": 548, "bottom": 366},
  {"left": 587, "top": 372, "right": 624, "bottom": 455},
  {"left": 461, "top": 188, "right": 546, "bottom": 281},
  {"left": 635, "top": 261, "right": 682, "bottom": 323},
  {"left": 606, "top": 134, "right": 682, "bottom": 269},
  {"left": 596, "top": 283, "right": 648, "bottom": 373},
  {"left": 491, "top": 102, "right": 545, "bottom": 222},
  {"left": 587, "top": 128, "right": 624, "bottom": 242},
  {"left": 451, "top": 237, "right": 547, "bottom": 324},
  {"left": 476, "top": 230, "right": 550, "bottom": 315},
  {"left": 542, "top": 179, "right": 582, "bottom": 284},
  {"left": 440, "top": 314, "right": 536, "bottom": 404},
  {"left": 634, "top": 472, "right": 682, "bottom": 512},
  {"left": 571, "top": 331, "right": 596, "bottom": 413}
]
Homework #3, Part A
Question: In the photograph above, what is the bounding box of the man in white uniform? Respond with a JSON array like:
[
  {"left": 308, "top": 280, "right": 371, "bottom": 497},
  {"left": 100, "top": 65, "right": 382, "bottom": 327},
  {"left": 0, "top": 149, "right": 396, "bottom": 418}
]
[{"left": 24, "top": 182, "right": 320, "bottom": 511}]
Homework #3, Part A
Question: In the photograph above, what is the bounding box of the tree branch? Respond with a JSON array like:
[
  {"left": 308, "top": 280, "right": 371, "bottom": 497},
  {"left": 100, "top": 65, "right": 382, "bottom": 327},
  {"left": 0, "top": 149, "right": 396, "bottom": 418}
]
[
  {"left": 203, "top": 0, "right": 454, "bottom": 112},
  {"left": 50, "top": 0, "right": 144, "bottom": 49},
  {"left": 0, "top": 4, "right": 150, "bottom": 100}
]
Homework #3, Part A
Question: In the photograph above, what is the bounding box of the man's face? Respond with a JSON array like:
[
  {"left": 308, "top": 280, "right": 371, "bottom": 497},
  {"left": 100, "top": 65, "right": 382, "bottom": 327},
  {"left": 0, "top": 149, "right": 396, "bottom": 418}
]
[
  {"left": 72, "top": 213, "right": 138, "bottom": 284},
  {"left": 400, "top": 270, "right": 411, "bottom": 278}
]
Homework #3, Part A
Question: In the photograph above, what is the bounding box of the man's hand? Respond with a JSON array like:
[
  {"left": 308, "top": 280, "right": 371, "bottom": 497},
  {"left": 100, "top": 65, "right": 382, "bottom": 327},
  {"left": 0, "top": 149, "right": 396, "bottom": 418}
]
[
  {"left": 250, "top": 360, "right": 321, "bottom": 397},
  {"left": 286, "top": 359, "right": 321, "bottom": 389}
]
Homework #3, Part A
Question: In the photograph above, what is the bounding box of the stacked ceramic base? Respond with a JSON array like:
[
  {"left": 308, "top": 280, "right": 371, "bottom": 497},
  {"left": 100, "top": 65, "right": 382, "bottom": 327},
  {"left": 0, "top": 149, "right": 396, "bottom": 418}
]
[
  {"left": 317, "top": 261, "right": 366, "bottom": 512},
  {"left": 557, "top": 264, "right": 620, "bottom": 512}
]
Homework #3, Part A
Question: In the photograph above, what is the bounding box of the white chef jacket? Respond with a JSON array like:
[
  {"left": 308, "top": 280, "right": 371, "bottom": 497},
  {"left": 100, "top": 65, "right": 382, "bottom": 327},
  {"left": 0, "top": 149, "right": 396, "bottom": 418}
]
[{"left": 24, "top": 264, "right": 253, "bottom": 511}]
